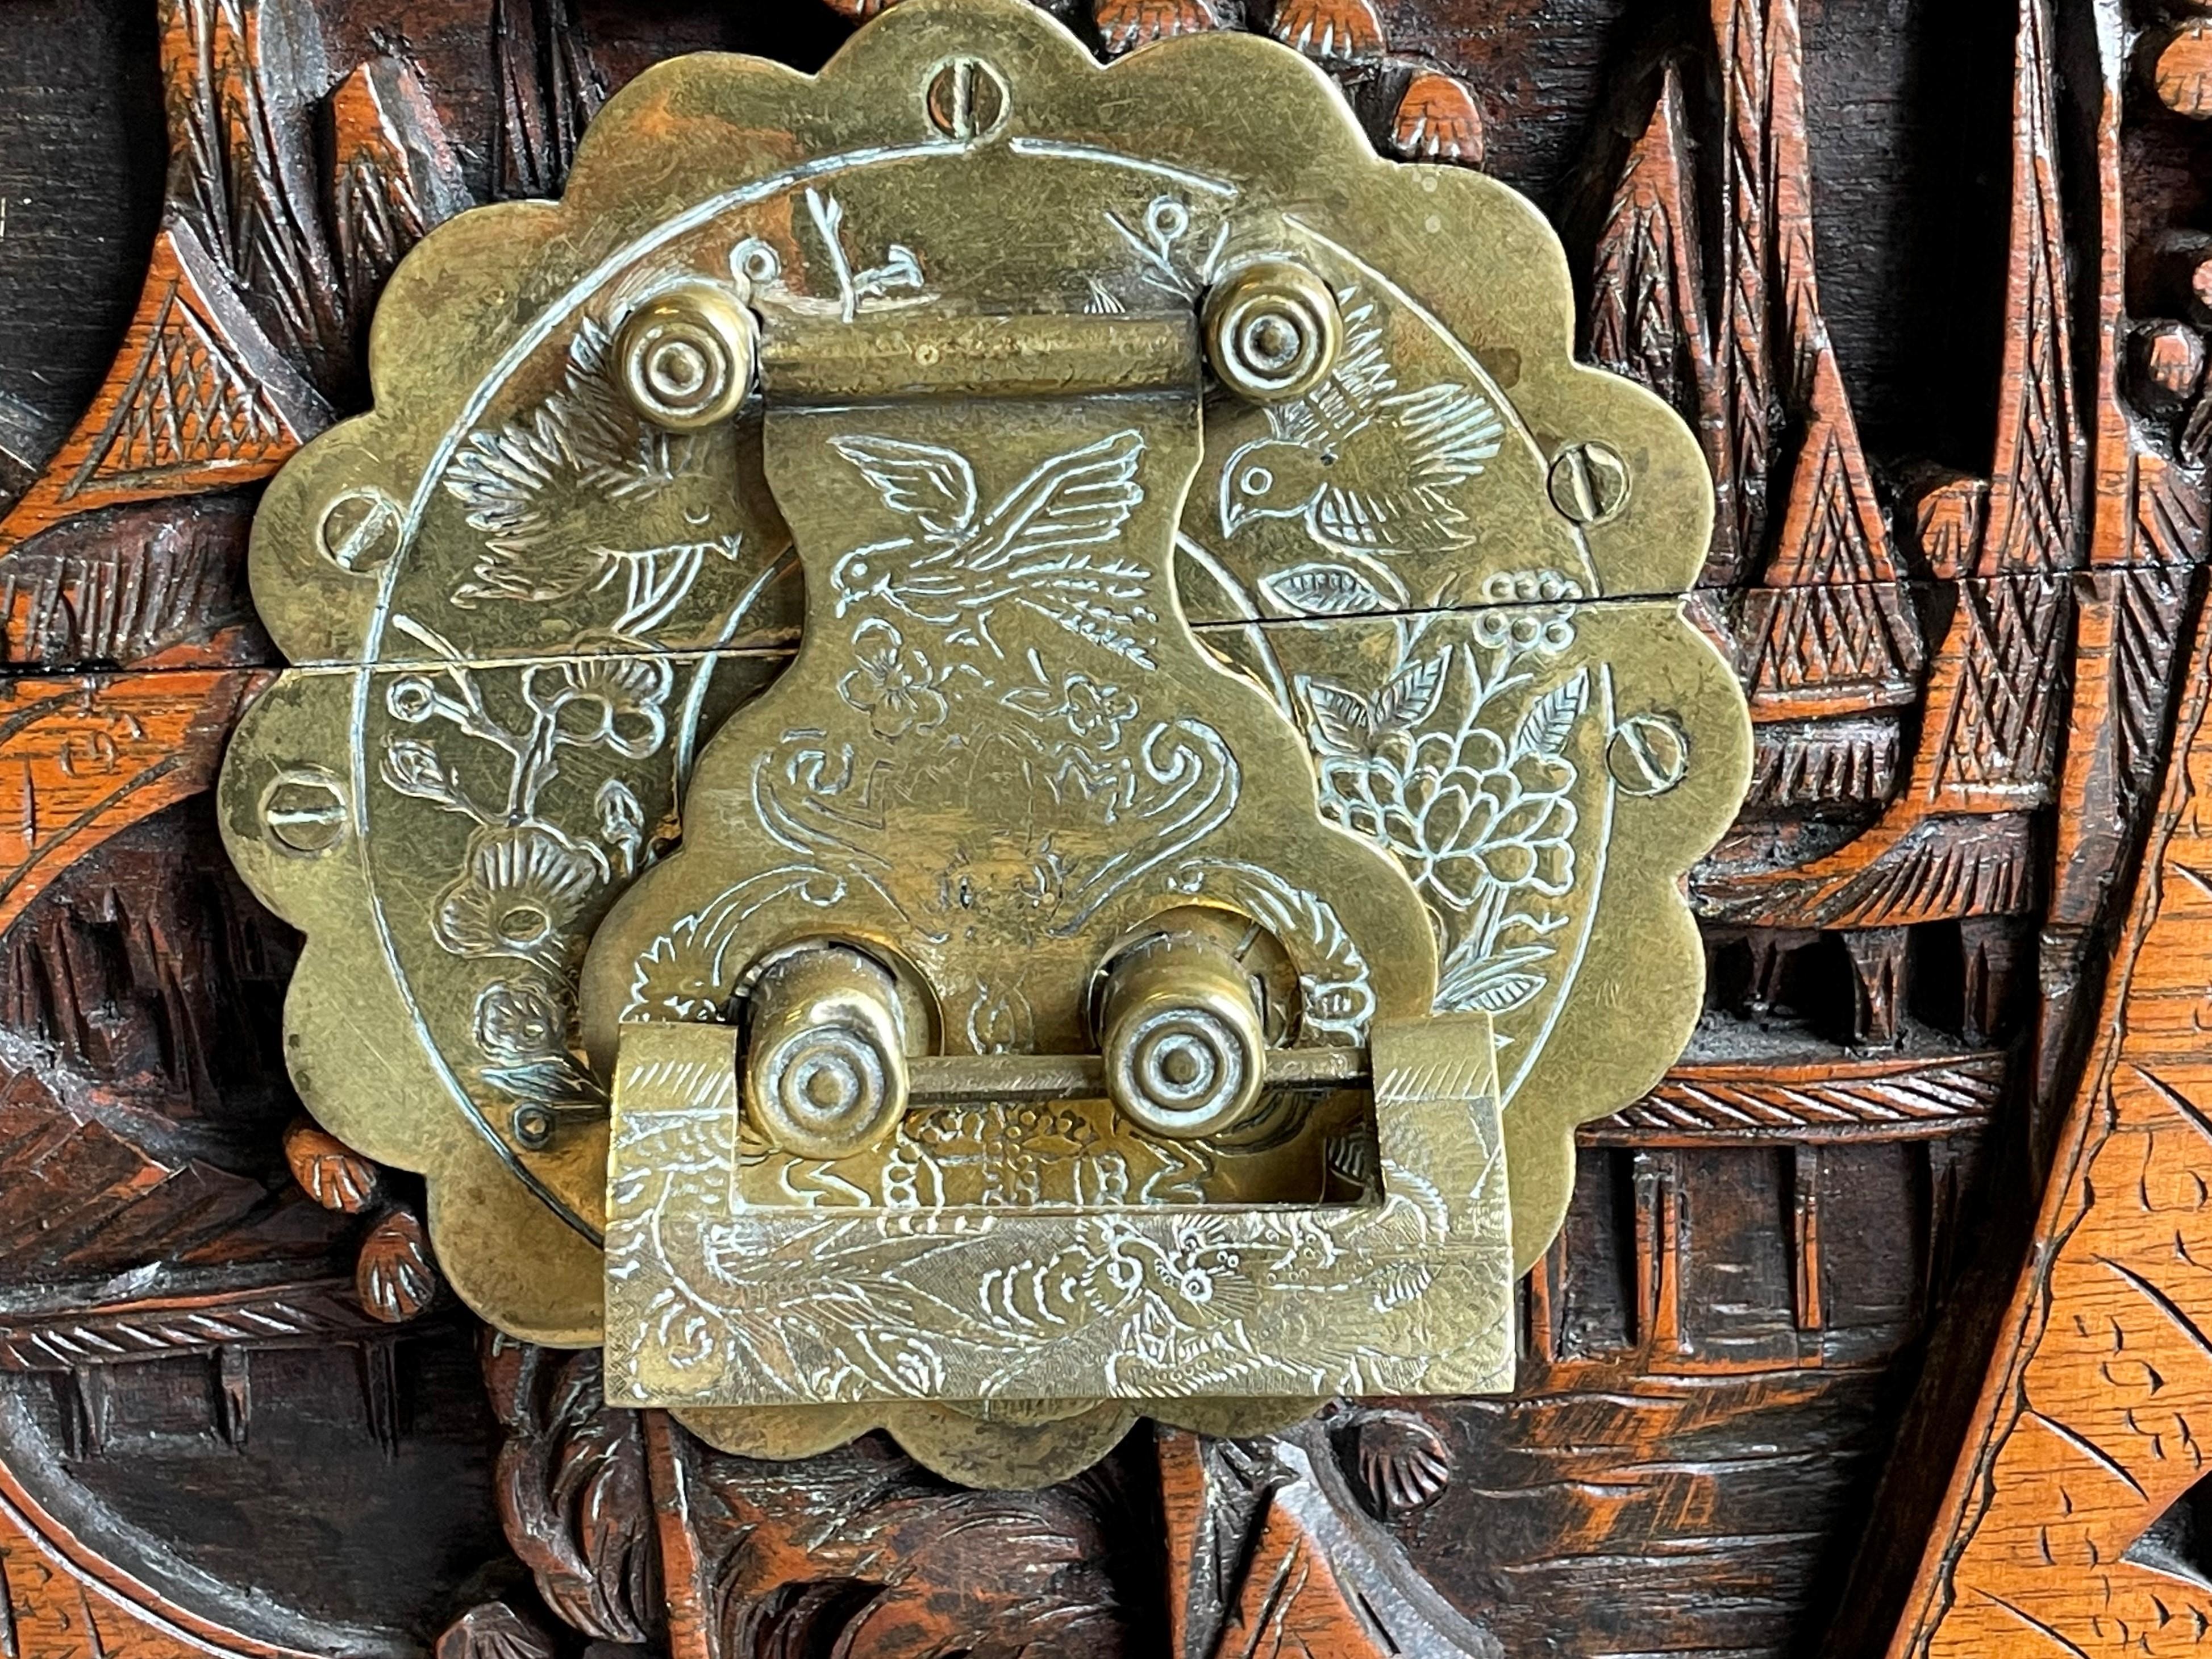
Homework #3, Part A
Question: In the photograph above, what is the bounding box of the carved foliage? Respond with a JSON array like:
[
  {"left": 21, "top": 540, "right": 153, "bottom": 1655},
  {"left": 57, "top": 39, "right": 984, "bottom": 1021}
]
[
  {"left": 484, "top": 1335, "right": 660, "bottom": 1647},
  {"left": 653, "top": 1417, "right": 1157, "bottom": 1658}
]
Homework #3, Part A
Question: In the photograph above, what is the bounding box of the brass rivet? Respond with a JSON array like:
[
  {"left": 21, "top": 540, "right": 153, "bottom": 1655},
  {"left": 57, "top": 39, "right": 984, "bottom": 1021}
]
[
  {"left": 318, "top": 487, "right": 402, "bottom": 572},
  {"left": 615, "top": 283, "right": 757, "bottom": 431},
  {"left": 1547, "top": 441, "right": 1632, "bottom": 525},
  {"left": 261, "top": 770, "right": 347, "bottom": 855},
  {"left": 1202, "top": 260, "right": 1343, "bottom": 404},
  {"left": 510, "top": 1103, "right": 555, "bottom": 1150},
  {"left": 1607, "top": 713, "right": 1689, "bottom": 796},
  {"left": 926, "top": 57, "right": 1008, "bottom": 140}
]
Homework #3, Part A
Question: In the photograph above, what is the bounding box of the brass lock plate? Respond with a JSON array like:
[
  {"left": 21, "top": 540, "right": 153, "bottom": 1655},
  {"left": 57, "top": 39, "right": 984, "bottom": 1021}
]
[{"left": 216, "top": 0, "right": 1749, "bottom": 1486}]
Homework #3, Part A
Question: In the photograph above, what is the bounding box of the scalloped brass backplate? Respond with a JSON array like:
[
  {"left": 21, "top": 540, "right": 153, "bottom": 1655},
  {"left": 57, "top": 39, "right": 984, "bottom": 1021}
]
[{"left": 216, "top": 0, "right": 1749, "bottom": 1487}]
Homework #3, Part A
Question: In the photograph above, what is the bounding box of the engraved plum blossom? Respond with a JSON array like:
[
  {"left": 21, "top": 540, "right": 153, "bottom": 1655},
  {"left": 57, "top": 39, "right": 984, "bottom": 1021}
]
[
  {"left": 522, "top": 650, "right": 673, "bottom": 759},
  {"left": 434, "top": 823, "right": 609, "bottom": 967},
  {"left": 838, "top": 618, "right": 949, "bottom": 740},
  {"left": 1062, "top": 675, "right": 1140, "bottom": 749}
]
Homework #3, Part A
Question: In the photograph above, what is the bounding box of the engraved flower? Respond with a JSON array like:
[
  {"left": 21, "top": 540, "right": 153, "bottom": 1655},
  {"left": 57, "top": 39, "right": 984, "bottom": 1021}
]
[
  {"left": 522, "top": 649, "right": 673, "bottom": 758},
  {"left": 1062, "top": 675, "right": 1139, "bottom": 748},
  {"left": 434, "top": 823, "right": 609, "bottom": 964},
  {"left": 838, "top": 619, "right": 947, "bottom": 740},
  {"left": 1328, "top": 724, "right": 1577, "bottom": 913}
]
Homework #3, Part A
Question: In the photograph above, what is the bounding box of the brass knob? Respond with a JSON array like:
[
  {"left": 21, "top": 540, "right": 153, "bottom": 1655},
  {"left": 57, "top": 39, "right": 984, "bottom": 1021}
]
[
  {"left": 1099, "top": 929, "right": 1269, "bottom": 1140},
  {"left": 742, "top": 944, "right": 909, "bottom": 1159},
  {"left": 1202, "top": 259, "right": 1343, "bottom": 404},
  {"left": 615, "top": 281, "right": 758, "bottom": 430}
]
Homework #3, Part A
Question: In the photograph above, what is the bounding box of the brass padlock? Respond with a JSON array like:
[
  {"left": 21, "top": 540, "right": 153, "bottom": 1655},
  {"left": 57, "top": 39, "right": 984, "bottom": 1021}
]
[{"left": 216, "top": 0, "right": 1749, "bottom": 1486}]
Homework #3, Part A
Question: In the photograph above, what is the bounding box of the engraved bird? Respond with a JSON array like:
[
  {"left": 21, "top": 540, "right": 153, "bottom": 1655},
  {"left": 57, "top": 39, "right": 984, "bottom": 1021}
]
[
  {"left": 828, "top": 427, "right": 1159, "bottom": 666},
  {"left": 441, "top": 317, "right": 744, "bottom": 638},
  {"left": 1218, "top": 292, "right": 1507, "bottom": 559}
]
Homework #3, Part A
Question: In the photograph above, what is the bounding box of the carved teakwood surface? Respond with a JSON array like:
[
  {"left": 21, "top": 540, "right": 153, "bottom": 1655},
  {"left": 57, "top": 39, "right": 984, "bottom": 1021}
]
[{"left": 0, "top": 0, "right": 2203, "bottom": 1654}]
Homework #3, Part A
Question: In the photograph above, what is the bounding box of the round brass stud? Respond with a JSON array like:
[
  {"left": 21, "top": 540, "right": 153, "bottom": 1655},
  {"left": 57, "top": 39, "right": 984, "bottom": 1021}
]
[
  {"left": 614, "top": 283, "right": 757, "bottom": 431},
  {"left": 510, "top": 1103, "right": 556, "bottom": 1150},
  {"left": 743, "top": 944, "right": 910, "bottom": 1160},
  {"left": 1202, "top": 260, "right": 1343, "bottom": 404},
  {"left": 1100, "top": 929, "right": 1269, "bottom": 1140},
  {"left": 1546, "top": 440, "right": 1632, "bottom": 525}
]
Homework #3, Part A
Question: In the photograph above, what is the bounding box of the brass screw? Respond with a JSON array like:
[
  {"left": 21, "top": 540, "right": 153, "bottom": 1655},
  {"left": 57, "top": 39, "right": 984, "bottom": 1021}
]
[
  {"left": 1607, "top": 713, "right": 1689, "bottom": 796},
  {"left": 318, "top": 487, "right": 402, "bottom": 572},
  {"left": 1547, "top": 440, "right": 1631, "bottom": 525},
  {"left": 615, "top": 284, "right": 757, "bottom": 431},
  {"left": 261, "top": 771, "right": 347, "bottom": 855},
  {"left": 927, "top": 58, "right": 1008, "bottom": 140},
  {"left": 1202, "top": 260, "right": 1344, "bottom": 404}
]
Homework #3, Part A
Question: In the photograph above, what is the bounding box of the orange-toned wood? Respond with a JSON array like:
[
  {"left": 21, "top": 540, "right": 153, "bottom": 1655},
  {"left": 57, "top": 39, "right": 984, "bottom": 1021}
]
[
  {"left": 1885, "top": 592, "right": 2212, "bottom": 1657},
  {"left": 0, "top": 670, "right": 264, "bottom": 942},
  {"left": 1160, "top": 1421, "right": 1494, "bottom": 1657}
]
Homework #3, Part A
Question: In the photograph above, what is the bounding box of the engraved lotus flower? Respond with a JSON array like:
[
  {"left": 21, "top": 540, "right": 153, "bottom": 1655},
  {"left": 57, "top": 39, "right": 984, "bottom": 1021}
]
[{"left": 434, "top": 822, "right": 609, "bottom": 966}]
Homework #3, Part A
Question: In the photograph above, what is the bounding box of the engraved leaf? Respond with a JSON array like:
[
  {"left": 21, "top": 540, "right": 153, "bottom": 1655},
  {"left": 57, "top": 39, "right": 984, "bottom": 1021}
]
[
  {"left": 1298, "top": 675, "right": 1373, "bottom": 755},
  {"left": 1436, "top": 940, "right": 1553, "bottom": 1014},
  {"left": 1373, "top": 652, "right": 1447, "bottom": 731},
  {"left": 484, "top": 1056, "right": 610, "bottom": 1107},
  {"left": 1460, "top": 972, "right": 1546, "bottom": 1013},
  {"left": 1511, "top": 668, "right": 1590, "bottom": 760},
  {"left": 1262, "top": 562, "right": 1392, "bottom": 616}
]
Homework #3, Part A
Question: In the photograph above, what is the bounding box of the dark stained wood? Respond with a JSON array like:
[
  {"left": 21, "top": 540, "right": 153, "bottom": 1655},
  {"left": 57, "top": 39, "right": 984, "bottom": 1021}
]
[{"left": 0, "top": 0, "right": 2202, "bottom": 1655}]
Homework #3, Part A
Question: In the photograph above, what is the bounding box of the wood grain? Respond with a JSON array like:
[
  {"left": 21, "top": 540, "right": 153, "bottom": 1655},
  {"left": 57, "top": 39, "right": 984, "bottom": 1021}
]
[{"left": 0, "top": 0, "right": 2197, "bottom": 1654}]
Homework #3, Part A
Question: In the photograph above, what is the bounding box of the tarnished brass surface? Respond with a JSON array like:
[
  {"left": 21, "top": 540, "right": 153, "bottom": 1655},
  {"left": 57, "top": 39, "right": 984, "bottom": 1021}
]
[
  {"left": 608, "top": 1011, "right": 1510, "bottom": 1407},
  {"left": 216, "top": 0, "right": 1749, "bottom": 1485}
]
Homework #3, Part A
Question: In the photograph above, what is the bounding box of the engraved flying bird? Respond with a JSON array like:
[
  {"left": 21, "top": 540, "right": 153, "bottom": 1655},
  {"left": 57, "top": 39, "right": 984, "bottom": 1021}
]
[
  {"left": 1218, "top": 292, "right": 1507, "bottom": 559},
  {"left": 828, "top": 428, "right": 1159, "bottom": 666},
  {"left": 441, "top": 317, "right": 743, "bottom": 638}
]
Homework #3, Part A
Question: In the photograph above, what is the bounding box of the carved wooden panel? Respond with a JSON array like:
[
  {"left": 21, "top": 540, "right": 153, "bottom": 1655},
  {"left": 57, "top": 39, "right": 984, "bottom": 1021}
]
[{"left": 0, "top": 0, "right": 2204, "bottom": 1654}]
